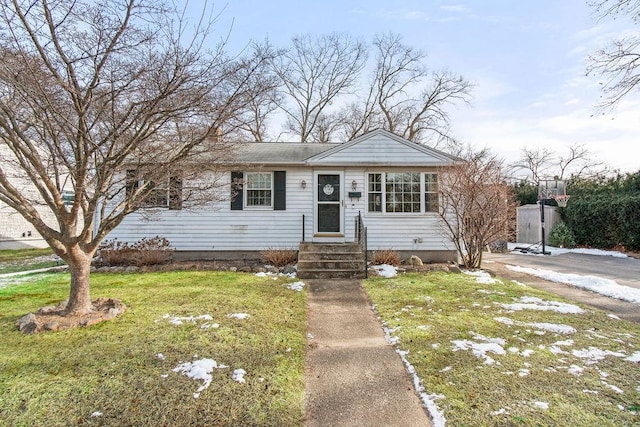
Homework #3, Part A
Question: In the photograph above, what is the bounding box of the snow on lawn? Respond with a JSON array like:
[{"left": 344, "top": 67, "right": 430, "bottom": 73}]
[
  {"left": 227, "top": 313, "right": 250, "bottom": 320},
  {"left": 451, "top": 332, "right": 507, "bottom": 365},
  {"left": 172, "top": 358, "right": 229, "bottom": 398},
  {"left": 464, "top": 270, "right": 501, "bottom": 284},
  {"left": 381, "top": 324, "right": 447, "bottom": 427},
  {"left": 498, "top": 296, "right": 584, "bottom": 314},
  {"left": 287, "top": 281, "right": 305, "bottom": 292},
  {"left": 505, "top": 265, "right": 640, "bottom": 305},
  {"left": 372, "top": 264, "right": 398, "bottom": 278},
  {"left": 494, "top": 317, "right": 576, "bottom": 335},
  {"left": 159, "top": 314, "right": 213, "bottom": 326}
]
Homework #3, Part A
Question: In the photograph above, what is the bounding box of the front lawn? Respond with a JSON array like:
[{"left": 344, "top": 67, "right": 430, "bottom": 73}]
[
  {"left": 365, "top": 271, "right": 640, "bottom": 426},
  {"left": 0, "top": 271, "right": 306, "bottom": 426}
]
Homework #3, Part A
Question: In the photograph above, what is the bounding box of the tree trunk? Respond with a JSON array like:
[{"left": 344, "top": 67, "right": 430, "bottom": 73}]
[{"left": 64, "top": 246, "right": 93, "bottom": 316}]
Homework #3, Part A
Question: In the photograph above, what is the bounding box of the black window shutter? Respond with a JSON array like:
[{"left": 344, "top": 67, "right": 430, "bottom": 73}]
[
  {"left": 169, "top": 172, "right": 183, "bottom": 210},
  {"left": 231, "top": 171, "right": 243, "bottom": 210},
  {"left": 274, "top": 171, "right": 286, "bottom": 211}
]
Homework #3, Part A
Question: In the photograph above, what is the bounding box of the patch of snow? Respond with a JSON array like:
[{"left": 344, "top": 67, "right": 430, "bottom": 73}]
[
  {"left": 227, "top": 313, "right": 250, "bottom": 320},
  {"left": 549, "top": 346, "right": 568, "bottom": 355},
  {"left": 532, "top": 401, "right": 549, "bottom": 410},
  {"left": 287, "top": 281, "right": 305, "bottom": 292},
  {"left": 568, "top": 365, "right": 584, "bottom": 376},
  {"left": 603, "top": 382, "right": 624, "bottom": 394},
  {"left": 490, "top": 408, "right": 508, "bottom": 416},
  {"left": 464, "top": 270, "right": 500, "bottom": 284},
  {"left": 583, "top": 389, "right": 598, "bottom": 395},
  {"left": 161, "top": 314, "right": 214, "bottom": 326},
  {"left": 417, "top": 325, "right": 429, "bottom": 330},
  {"left": 505, "top": 265, "right": 640, "bottom": 305},
  {"left": 571, "top": 347, "right": 626, "bottom": 364},
  {"left": 372, "top": 264, "right": 398, "bottom": 278},
  {"left": 494, "top": 316, "right": 575, "bottom": 335},
  {"left": 201, "top": 323, "right": 220, "bottom": 329},
  {"left": 155, "top": 353, "right": 165, "bottom": 361},
  {"left": 521, "top": 349, "right": 535, "bottom": 357},
  {"left": 498, "top": 296, "right": 584, "bottom": 314},
  {"left": 624, "top": 352, "right": 640, "bottom": 362},
  {"left": 90, "top": 411, "right": 103, "bottom": 417},
  {"left": 394, "top": 349, "right": 446, "bottom": 427},
  {"left": 255, "top": 272, "right": 267, "bottom": 277},
  {"left": 173, "top": 358, "right": 222, "bottom": 398},
  {"left": 508, "top": 243, "right": 628, "bottom": 258},
  {"left": 518, "top": 369, "right": 530, "bottom": 377},
  {"left": 160, "top": 374, "right": 169, "bottom": 378},
  {"left": 440, "top": 366, "right": 453, "bottom": 372},
  {"left": 452, "top": 339, "right": 506, "bottom": 365},
  {"left": 553, "top": 339, "right": 574, "bottom": 347},
  {"left": 232, "top": 369, "right": 247, "bottom": 383},
  {"left": 608, "top": 314, "right": 621, "bottom": 320}
]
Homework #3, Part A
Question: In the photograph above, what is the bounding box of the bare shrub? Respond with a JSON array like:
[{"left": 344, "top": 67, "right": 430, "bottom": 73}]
[
  {"left": 99, "top": 236, "right": 174, "bottom": 266},
  {"left": 371, "top": 249, "right": 402, "bottom": 266},
  {"left": 260, "top": 248, "right": 297, "bottom": 267}
]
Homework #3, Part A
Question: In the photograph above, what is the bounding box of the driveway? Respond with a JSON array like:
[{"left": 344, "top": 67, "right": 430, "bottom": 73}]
[
  {"left": 483, "top": 251, "right": 640, "bottom": 289},
  {"left": 482, "top": 251, "right": 640, "bottom": 323}
]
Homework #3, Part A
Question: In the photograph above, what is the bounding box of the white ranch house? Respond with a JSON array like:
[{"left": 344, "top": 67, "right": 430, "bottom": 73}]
[{"left": 107, "top": 130, "right": 460, "bottom": 265}]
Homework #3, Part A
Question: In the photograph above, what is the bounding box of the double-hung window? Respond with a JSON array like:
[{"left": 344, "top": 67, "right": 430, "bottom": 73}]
[
  {"left": 367, "top": 172, "right": 438, "bottom": 214},
  {"left": 125, "top": 170, "right": 182, "bottom": 210},
  {"left": 245, "top": 172, "right": 273, "bottom": 208}
]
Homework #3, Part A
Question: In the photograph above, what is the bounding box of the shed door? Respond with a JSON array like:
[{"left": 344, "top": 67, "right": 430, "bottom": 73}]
[{"left": 315, "top": 172, "right": 343, "bottom": 235}]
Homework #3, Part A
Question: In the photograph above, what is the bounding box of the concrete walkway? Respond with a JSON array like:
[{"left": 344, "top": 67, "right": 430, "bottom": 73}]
[{"left": 304, "top": 279, "right": 431, "bottom": 427}]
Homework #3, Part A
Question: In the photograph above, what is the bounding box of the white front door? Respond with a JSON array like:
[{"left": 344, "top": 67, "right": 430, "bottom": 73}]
[{"left": 314, "top": 171, "right": 344, "bottom": 237}]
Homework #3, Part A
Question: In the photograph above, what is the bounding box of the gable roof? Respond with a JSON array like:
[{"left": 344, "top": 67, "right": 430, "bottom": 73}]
[
  {"left": 306, "top": 129, "right": 460, "bottom": 166},
  {"left": 230, "top": 129, "right": 461, "bottom": 167}
]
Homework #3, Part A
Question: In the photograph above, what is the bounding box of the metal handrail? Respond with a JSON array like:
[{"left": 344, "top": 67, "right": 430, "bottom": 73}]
[
  {"left": 356, "top": 211, "right": 368, "bottom": 278},
  {"left": 302, "top": 214, "right": 305, "bottom": 242}
]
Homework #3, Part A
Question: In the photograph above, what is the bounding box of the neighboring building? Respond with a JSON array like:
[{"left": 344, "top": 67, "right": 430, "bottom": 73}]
[
  {"left": 0, "top": 146, "right": 75, "bottom": 250},
  {"left": 106, "top": 129, "right": 461, "bottom": 262}
]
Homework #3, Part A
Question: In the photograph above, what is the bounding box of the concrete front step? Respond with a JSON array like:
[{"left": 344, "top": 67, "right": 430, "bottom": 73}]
[
  {"left": 298, "top": 251, "right": 365, "bottom": 261},
  {"left": 297, "top": 242, "right": 366, "bottom": 279},
  {"left": 298, "top": 260, "right": 364, "bottom": 270},
  {"left": 299, "top": 243, "right": 362, "bottom": 253},
  {"left": 297, "top": 269, "right": 367, "bottom": 279}
]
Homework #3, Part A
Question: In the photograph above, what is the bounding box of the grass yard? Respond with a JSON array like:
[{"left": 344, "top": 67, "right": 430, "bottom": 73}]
[
  {"left": 0, "top": 271, "right": 306, "bottom": 426},
  {"left": 365, "top": 272, "right": 640, "bottom": 427},
  {"left": 0, "top": 248, "right": 58, "bottom": 274}
]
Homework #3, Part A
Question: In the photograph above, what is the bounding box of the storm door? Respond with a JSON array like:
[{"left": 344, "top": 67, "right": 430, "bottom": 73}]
[{"left": 315, "top": 172, "right": 343, "bottom": 235}]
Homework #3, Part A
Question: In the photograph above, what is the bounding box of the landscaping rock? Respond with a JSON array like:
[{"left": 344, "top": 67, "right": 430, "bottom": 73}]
[
  {"left": 282, "top": 265, "right": 297, "bottom": 275},
  {"left": 408, "top": 255, "right": 423, "bottom": 266}
]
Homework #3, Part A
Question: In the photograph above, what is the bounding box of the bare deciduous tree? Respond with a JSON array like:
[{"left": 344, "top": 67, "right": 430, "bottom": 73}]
[
  {"left": 587, "top": 0, "right": 640, "bottom": 109},
  {"left": 269, "top": 33, "right": 367, "bottom": 142},
  {"left": 335, "top": 33, "right": 473, "bottom": 149},
  {"left": 228, "top": 42, "right": 283, "bottom": 142},
  {"left": 0, "top": 0, "right": 257, "bottom": 318},
  {"left": 439, "top": 148, "right": 518, "bottom": 268},
  {"left": 509, "top": 144, "right": 609, "bottom": 184}
]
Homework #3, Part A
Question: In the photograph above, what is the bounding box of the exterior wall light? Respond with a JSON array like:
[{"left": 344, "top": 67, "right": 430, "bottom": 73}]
[
  {"left": 301, "top": 180, "right": 307, "bottom": 189},
  {"left": 352, "top": 180, "right": 357, "bottom": 190}
]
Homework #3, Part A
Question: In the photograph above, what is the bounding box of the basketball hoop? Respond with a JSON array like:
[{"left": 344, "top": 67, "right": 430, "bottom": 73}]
[{"left": 553, "top": 194, "right": 570, "bottom": 208}]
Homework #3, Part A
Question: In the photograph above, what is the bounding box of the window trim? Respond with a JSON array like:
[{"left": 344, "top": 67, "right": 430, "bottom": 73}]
[
  {"left": 367, "top": 172, "right": 439, "bottom": 215},
  {"left": 243, "top": 171, "right": 274, "bottom": 209}
]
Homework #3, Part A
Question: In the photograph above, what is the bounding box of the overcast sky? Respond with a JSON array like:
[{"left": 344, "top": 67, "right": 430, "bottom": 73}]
[{"left": 201, "top": 1, "right": 639, "bottom": 174}]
